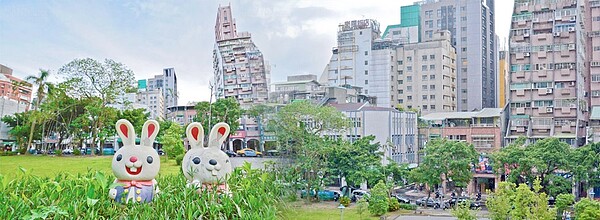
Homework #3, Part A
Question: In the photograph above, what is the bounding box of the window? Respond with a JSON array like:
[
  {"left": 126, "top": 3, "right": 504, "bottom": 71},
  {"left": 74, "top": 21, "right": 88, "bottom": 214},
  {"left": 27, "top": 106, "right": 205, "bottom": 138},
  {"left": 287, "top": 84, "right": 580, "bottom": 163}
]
[
  {"left": 423, "top": 105, "right": 428, "bottom": 110},
  {"left": 430, "top": 85, "right": 436, "bottom": 90},
  {"left": 407, "top": 56, "right": 412, "bottom": 61},
  {"left": 461, "top": 37, "right": 467, "bottom": 42},
  {"left": 461, "top": 16, "right": 467, "bottom": 21},
  {"left": 407, "top": 76, "right": 412, "bottom": 82},
  {"left": 364, "top": 60, "right": 368, "bottom": 65},
  {"left": 430, "top": 105, "right": 436, "bottom": 110},
  {"left": 422, "top": 85, "right": 428, "bottom": 90},
  {"left": 422, "top": 55, "right": 428, "bottom": 61},
  {"left": 365, "top": 70, "right": 369, "bottom": 75},
  {"left": 399, "top": 99, "right": 404, "bottom": 103},
  {"left": 592, "top": 90, "right": 600, "bottom": 97},
  {"left": 430, "top": 65, "right": 435, "bottom": 70},
  {"left": 422, "top": 65, "right": 428, "bottom": 71},
  {"left": 430, "top": 95, "right": 435, "bottom": 99},
  {"left": 399, "top": 70, "right": 404, "bottom": 75},
  {"left": 462, "top": 89, "right": 467, "bottom": 93},
  {"left": 462, "top": 47, "right": 467, "bottom": 52},
  {"left": 422, "top": 95, "right": 428, "bottom": 100},
  {"left": 430, "top": 75, "right": 436, "bottom": 80},
  {"left": 365, "top": 80, "right": 369, "bottom": 85},
  {"left": 399, "top": 80, "right": 403, "bottom": 84},
  {"left": 461, "top": 27, "right": 467, "bottom": 31},
  {"left": 407, "top": 96, "right": 413, "bottom": 100},
  {"left": 398, "top": 60, "right": 403, "bottom": 65},
  {"left": 365, "top": 51, "right": 369, "bottom": 55},
  {"left": 422, "top": 75, "right": 428, "bottom": 80},
  {"left": 399, "top": 90, "right": 404, "bottom": 94},
  {"left": 407, "top": 86, "right": 412, "bottom": 91},
  {"left": 407, "top": 66, "right": 412, "bottom": 71},
  {"left": 360, "top": 31, "right": 362, "bottom": 35},
  {"left": 592, "top": 74, "right": 600, "bottom": 82}
]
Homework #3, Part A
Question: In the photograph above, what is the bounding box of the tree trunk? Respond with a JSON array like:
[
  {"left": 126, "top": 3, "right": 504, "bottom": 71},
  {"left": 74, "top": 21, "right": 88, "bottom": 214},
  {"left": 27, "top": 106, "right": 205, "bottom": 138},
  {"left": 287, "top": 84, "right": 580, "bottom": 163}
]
[{"left": 26, "top": 119, "right": 37, "bottom": 154}]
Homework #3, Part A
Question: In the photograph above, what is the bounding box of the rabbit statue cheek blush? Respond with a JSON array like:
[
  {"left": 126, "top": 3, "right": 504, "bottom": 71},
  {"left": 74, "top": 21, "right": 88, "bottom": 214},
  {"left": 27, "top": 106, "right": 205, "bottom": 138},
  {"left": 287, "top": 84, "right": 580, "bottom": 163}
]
[
  {"left": 182, "top": 122, "right": 232, "bottom": 193},
  {"left": 108, "top": 119, "right": 160, "bottom": 204}
]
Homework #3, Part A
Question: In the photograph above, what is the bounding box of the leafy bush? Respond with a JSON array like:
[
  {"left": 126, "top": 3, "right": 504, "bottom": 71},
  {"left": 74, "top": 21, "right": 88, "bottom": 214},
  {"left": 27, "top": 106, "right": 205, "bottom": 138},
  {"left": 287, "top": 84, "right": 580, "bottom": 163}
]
[
  {"left": 399, "top": 203, "right": 417, "bottom": 210},
  {"left": 368, "top": 181, "right": 389, "bottom": 216},
  {"left": 175, "top": 154, "right": 184, "bottom": 166},
  {"left": 356, "top": 198, "right": 368, "bottom": 220},
  {"left": 1, "top": 151, "right": 15, "bottom": 156},
  {"left": 574, "top": 198, "right": 600, "bottom": 220},
  {"left": 451, "top": 200, "right": 478, "bottom": 220},
  {"left": 0, "top": 162, "right": 284, "bottom": 219},
  {"left": 388, "top": 198, "right": 400, "bottom": 212},
  {"left": 555, "top": 193, "right": 575, "bottom": 217},
  {"left": 54, "top": 149, "right": 62, "bottom": 155},
  {"left": 340, "top": 196, "right": 351, "bottom": 207},
  {"left": 73, "top": 149, "right": 81, "bottom": 156}
]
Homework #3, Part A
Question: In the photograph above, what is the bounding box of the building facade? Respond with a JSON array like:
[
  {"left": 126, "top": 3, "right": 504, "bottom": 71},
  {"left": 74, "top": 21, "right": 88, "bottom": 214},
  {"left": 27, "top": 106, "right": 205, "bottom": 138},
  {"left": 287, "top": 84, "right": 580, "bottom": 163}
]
[
  {"left": 166, "top": 104, "right": 197, "bottom": 126},
  {"left": 507, "top": 0, "right": 587, "bottom": 146},
  {"left": 269, "top": 74, "right": 324, "bottom": 104},
  {"left": 0, "top": 65, "right": 32, "bottom": 144},
  {"left": 498, "top": 50, "right": 508, "bottom": 108},
  {"left": 420, "top": 108, "right": 507, "bottom": 194},
  {"left": 146, "top": 68, "right": 178, "bottom": 114},
  {"left": 395, "top": 30, "right": 457, "bottom": 114},
  {"left": 213, "top": 4, "right": 270, "bottom": 108},
  {"left": 320, "top": 19, "right": 384, "bottom": 106},
  {"left": 136, "top": 88, "right": 165, "bottom": 120},
  {"left": 587, "top": 0, "right": 600, "bottom": 148},
  {"left": 419, "top": 0, "right": 497, "bottom": 111},
  {"left": 329, "top": 102, "right": 419, "bottom": 166}
]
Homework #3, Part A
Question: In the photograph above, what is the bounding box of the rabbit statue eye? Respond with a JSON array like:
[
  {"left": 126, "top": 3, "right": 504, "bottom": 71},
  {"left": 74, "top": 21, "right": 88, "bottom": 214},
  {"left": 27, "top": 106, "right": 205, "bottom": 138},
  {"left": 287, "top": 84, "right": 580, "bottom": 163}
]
[
  {"left": 192, "top": 157, "right": 201, "bottom": 164},
  {"left": 116, "top": 154, "right": 122, "bottom": 161},
  {"left": 147, "top": 156, "right": 153, "bottom": 164}
]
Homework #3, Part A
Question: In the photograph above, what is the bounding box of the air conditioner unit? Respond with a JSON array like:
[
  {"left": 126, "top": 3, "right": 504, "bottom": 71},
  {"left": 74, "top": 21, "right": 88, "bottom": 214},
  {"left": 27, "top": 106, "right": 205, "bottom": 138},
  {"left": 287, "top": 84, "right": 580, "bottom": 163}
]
[
  {"left": 570, "top": 16, "right": 576, "bottom": 21},
  {"left": 568, "top": 27, "right": 575, "bottom": 32},
  {"left": 524, "top": 52, "right": 531, "bottom": 57},
  {"left": 524, "top": 32, "right": 530, "bottom": 37},
  {"left": 546, "top": 107, "right": 554, "bottom": 113},
  {"left": 546, "top": 88, "right": 554, "bottom": 94},
  {"left": 569, "top": 81, "right": 576, "bottom": 86},
  {"left": 554, "top": 32, "right": 561, "bottom": 37}
]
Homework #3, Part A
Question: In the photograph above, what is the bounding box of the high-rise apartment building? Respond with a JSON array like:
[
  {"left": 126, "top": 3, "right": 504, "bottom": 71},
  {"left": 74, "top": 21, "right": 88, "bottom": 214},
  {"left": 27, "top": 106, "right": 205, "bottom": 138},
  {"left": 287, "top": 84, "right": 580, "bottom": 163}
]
[
  {"left": 321, "top": 19, "right": 382, "bottom": 100},
  {"left": 147, "top": 68, "right": 178, "bottom": 113},
  {"left": 587, "top": 0, "right": 600, "bottom": 146},
  {"left": 395, "top": 30, "right": 457, "bottom": 114},
  {"left": 382, "top": 5, "right": 422, "bottom": 44},
  {"left": 498, "top": 51, "right": 508, "bottom": 108},
  {"left": 507, "top": 0, "right": 587, "bottom": 146},
  {"left": 419, "top": 0, "right": 497, "bottom": 111},
  {"left": 213, "top": 4, "right": 269, "bottom": 108}
]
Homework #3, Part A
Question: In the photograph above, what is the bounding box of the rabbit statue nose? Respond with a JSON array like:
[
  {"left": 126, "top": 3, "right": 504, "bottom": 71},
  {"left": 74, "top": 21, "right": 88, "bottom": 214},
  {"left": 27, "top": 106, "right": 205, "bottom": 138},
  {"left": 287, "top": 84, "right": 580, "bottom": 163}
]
[
  {"left": 209, "top": 159, "right": 218, "bottom": 165},
  {"left": 129, "top": 156, "right": 138, "bottom": 163}
]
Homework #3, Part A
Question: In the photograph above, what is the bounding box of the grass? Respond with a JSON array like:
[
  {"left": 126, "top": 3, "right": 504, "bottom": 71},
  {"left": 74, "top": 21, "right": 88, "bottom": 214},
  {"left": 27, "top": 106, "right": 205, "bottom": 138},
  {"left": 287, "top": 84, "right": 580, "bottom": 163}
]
[
  {"left": 0, "top": 155, "right": 181, "bottom": 180},
  {"left": 281, "top": 201, "right": 412, "bottom": 220}
]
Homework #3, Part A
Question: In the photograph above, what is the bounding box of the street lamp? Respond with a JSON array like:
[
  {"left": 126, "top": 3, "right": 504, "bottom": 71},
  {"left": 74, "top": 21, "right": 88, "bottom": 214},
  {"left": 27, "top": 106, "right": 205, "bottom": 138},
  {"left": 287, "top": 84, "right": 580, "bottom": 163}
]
[{"left": 337, "top": 204, "right": 345, "bottom": 220}]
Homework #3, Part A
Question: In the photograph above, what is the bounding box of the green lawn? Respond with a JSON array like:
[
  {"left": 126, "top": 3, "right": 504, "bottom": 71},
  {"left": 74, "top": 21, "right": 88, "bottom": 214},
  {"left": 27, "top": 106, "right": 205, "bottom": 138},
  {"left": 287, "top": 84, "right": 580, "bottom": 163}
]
[
  {"left": 281, "top": 201, "right": 412, "bottom": 220},
  {"left": 0, "top": 155, "right": 181, "bottom": 180}
]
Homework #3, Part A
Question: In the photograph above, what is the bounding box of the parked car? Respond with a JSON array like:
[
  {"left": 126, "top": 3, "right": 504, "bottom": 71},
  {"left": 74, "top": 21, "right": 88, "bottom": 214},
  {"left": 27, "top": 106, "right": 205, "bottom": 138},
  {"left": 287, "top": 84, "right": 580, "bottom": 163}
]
[
  {"left": 394, "top": 195, "right": 411, "bottom": 204},
  {"left": 447, "top": 197, "right": 480, "bottom": 209},
  {"left": 351, "top": 189, "right": 370, "bottom": 202},
  {"left": 156, "top": 149, "right": 165, "bottom": 156},
  {"left": 416, "top": 197, "right": 439, "bottom": 207},
  {"left": 62, "top": 148, "right": 73, "bottom": 155},
  {"left": 224, "top": 150, "right": 237, "bottom": 157},
  {"left": 236, "top": 148, "right": 262, "bottom": 157},
  {"left": 300, "top": 189, "right": 340, "bottom": 201}
]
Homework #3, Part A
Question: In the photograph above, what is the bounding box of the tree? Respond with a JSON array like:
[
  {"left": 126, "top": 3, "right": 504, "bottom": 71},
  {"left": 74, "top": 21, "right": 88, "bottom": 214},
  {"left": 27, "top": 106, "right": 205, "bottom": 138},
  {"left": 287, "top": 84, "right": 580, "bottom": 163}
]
[
  {"left": 411, "top": 139, "right": 478, "bottom": 198},
  {"left": 58, "top": 58, "right": 135, "bottom": 155},
  {"left": 571, "top": 142, "right": 600, "bottom": 195},
  {"left": 486, "top": 179, "right": 555, "bottom": 220},
  {"left": 493, "top": 137, "right": 572, "bottom": 196},
  {"left": 451, "top": 199, "right": 478, "bottom": 220},
  {"left": 118, "top": 108, "right": 149, "bottom": 135},
  {"left": 555, "top": 193, "right": 575, "bottom": 218},
  {"left": 368, "top": 180, "right": 389, "bottom": 216},
  {"left": 25, "top": 69, "right": 52, "bottom": 152},
  {"left": 574, "top": 198, "right": 600, "bottom": 220},
  {"left": 327, "top": 136, "right": 384, "bottom": 187},
  {"left": 270, "top": 101, "right": 349, "bottom": 200},
  {"left": 161, "top": 123, "right": 184, "bottom": 160},
  {"left": 194, "top": 98, "right": 242, "bottom": 149}
]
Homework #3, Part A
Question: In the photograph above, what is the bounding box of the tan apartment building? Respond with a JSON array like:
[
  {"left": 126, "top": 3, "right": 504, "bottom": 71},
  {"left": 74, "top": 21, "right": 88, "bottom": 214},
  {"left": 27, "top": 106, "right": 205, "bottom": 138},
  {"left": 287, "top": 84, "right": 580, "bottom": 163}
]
[
  {"left": 395, "top": 30, "right": 457, "bottom": 114},
  {"left": 507, "top": 0, "right": 588, "bottom": 146},
  {"left": 420, "top": 108, "right": 508, "bottom": 194},
  {"left": 587, "top": 1, "right": 600, "bottom": 147}
]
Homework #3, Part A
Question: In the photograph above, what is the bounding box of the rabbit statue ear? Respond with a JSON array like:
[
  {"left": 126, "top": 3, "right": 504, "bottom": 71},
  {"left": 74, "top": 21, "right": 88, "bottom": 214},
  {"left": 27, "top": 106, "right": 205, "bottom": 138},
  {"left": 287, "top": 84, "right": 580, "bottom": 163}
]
[
  {"left": 208, "top": 123, "right": 230, "bottom": 150},
  {"left": 186, "top": 122, "right": 204, "bottom": 149},
  {"left": 116, "top": 119, "right": 135, "bottom": 147},
  {"left": 141, "top": 120, "right": 159, "bottom": 147}
]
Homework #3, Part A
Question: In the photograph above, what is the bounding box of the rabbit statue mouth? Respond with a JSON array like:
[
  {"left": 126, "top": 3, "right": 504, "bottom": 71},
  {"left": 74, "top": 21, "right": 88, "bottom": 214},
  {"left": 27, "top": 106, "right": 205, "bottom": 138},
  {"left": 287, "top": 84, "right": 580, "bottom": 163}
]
[
  {"left": 126, "top": 165, "right": 142, "bottom": 175},
  {"left": 206, "top": 167, "right": 220, "bottom": 176}
]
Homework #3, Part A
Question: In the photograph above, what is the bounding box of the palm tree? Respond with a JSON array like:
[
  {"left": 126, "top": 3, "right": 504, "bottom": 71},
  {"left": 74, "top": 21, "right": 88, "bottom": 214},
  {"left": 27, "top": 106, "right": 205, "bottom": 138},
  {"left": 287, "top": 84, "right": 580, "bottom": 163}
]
[{"left": 25, "top": 69, "right": 51, "bottom": 153}]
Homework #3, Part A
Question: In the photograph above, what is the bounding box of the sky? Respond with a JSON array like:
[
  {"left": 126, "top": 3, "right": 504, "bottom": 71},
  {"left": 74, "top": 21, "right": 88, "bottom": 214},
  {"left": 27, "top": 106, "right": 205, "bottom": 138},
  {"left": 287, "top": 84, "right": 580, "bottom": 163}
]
[{"left": 0, "top": 0, "right": 514, "bottom": 104}]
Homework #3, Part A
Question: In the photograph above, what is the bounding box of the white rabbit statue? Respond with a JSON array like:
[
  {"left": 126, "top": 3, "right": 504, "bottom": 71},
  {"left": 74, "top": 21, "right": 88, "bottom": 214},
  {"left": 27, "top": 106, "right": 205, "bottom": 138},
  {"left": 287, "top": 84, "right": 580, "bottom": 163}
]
[
  {"left": 182, "top": 122, "right": 232, "bottom": 193},
  {"left": 108, "top": 119, "right": 160, "bottom": 203}
]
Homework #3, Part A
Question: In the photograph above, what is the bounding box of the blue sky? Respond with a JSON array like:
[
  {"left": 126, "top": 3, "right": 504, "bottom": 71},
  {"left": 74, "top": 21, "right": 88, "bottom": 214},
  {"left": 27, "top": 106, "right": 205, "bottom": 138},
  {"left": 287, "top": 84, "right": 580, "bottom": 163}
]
[{"left": 0, "top": 0, "right": 513, "bottom": 104}]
